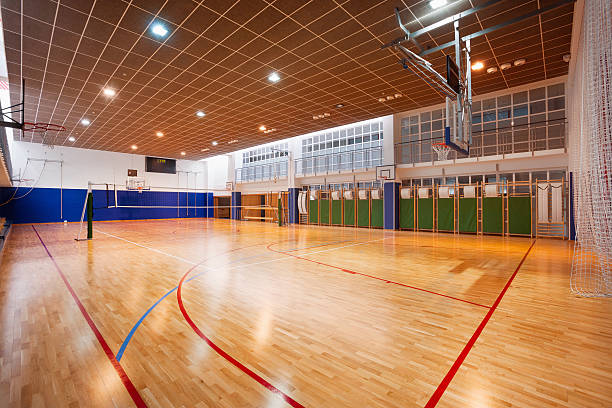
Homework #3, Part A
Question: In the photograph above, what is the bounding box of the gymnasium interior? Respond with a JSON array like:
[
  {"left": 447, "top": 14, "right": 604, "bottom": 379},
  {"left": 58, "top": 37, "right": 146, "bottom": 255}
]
[{"left": 0, "top": 0, "right": 610, "bottom": 407}]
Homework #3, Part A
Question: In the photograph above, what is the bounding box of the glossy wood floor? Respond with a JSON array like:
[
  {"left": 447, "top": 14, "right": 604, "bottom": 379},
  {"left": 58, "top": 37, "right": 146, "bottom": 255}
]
[{"left": 0, "top": 219, "right": 610, "bottom": 407}]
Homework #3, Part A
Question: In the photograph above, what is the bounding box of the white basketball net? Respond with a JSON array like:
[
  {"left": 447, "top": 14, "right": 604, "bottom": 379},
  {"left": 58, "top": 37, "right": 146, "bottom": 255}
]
[
  {"left": 432, "top": 143, "right": 452, "bottom": 161},
  {"left": 569, "top": 0, "right": 612, "bottom": 297}
]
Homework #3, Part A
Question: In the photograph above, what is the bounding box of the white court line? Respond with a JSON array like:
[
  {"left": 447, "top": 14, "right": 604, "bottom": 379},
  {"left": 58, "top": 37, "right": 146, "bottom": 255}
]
[{"left": 95, "top": 228, "right": 387, "bottom": 273}]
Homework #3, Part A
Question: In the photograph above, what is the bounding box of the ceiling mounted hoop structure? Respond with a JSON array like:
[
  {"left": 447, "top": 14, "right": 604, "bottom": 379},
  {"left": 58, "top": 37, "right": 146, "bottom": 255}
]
[{"left": 22, "top": 122, "right": 66, "bottom": 133}]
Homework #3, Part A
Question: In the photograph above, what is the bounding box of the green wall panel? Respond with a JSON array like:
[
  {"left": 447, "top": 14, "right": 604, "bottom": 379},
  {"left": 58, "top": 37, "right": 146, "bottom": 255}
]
[
  {"left": 483, "top": 197, "right": 503, "bottom": 233},
  {"left": 437, "top": 198, "right": 454, "bottom": 231},
  {"left": 399, "top": 198, "right": 414, "bottom": 229},
  {"left": 418, "top": 198, "right": 434, "bottom": 230},
  {"left": 458, "top": 198, "right": 477, "bottom": 233},
  {"left": 331, "top": 200, "right": 342, "bottom": 225},
  {"left": 371, "top": 199, "right": 384, "bottom": 228},
  {"left": 344, "top": 200, "right": 355, "bottom": 226},
  {"left": 320, "top": 199, "right": 330, "bottom": 224},
  {"left": 357, "top": 199, "right": 370, "bottom": 227},
  {"left": 509, "top": 196, "right": 531, "bottom": 235},
  {"left": 308, "top": 200, "right": 318, "bottom": 224}
]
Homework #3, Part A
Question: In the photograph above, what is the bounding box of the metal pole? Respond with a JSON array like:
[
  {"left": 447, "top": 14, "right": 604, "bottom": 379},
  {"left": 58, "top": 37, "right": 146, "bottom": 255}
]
[{"left": 466, "top": 38, "right": 472, "bottom": 145}]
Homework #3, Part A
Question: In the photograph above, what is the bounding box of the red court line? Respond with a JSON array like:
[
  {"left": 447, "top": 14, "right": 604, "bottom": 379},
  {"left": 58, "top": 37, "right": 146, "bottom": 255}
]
[
  {"left": 425, "top": 239, "right": 536, "bottom": 407},
  {"left": 177, "top": 255, "right": 305, "bottom": 408},
  {"left": 31, "top": 225, "right": 148, "bottom": 408},
  {"left": 267, "top": 243, "right": 490, "bottom": 309}
]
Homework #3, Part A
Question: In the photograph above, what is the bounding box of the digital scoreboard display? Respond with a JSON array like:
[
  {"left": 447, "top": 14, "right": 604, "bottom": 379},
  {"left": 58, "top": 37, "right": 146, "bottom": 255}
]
[{"left": 145, "top": 156, "right": 176, "bottom": 174}]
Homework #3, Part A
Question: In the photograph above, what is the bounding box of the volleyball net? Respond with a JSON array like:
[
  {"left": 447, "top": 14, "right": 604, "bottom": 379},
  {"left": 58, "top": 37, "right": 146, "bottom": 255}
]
[{"left": 75, "top": 182, "right": 289, "bottom": 241}]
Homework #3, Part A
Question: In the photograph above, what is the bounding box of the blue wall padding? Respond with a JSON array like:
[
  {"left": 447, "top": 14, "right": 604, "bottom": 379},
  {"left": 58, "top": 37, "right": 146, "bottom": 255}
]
[
  {"left": 288, "top": 188, "right": 299, "bottom": 224},
  {"left": 383, "top": 182, "right": 399, "bottom": 230},
  {"left": 0, "top": 187, "right": 211, "bottom": 224},
  {"left": 206, "top": 192, "right": 214, "bottom": 218},
  {"left": 231, "top": 192, "right": 241, "bottom": 220}
]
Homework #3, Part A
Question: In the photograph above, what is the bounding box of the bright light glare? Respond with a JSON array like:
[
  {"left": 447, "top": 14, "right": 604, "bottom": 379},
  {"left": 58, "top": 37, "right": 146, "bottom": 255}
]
[
  {"left": 196, "top": 111, "right": 205, "bottom": 117},
  {"left": 430, "top": 0, "right": 447, "bottom": 9},
  {"left": 151, "top": 24, "right": 168, "bottom": 37},
  {"left": 181, "top": 151, "right": 186, "bottom": 156},
  {"left": 211, "top": 141, "right": 218, "bottom": 146},
  {"left": 131, "top": 145, "right": 138, "bottom": 150},
  {"left": 471, "top": 61, "right": 484, "bottom": 70},
  {"left": 156, "top": 131, "right": 164, "bottom": 137},
  {"left": 267, "top": 72, "right": 280, "bottom": 82},
  {"left": 68, "top": 136, "right": 75, "bottom": 142},
  {"left": 81, "top": 119, "right": 90, "bottom": 125},
  {"left": 103, "top": 88, "right": 116, "bottom": 96},
  {"left": 259, "top": 125, "right": 266, "bottom": 131}
]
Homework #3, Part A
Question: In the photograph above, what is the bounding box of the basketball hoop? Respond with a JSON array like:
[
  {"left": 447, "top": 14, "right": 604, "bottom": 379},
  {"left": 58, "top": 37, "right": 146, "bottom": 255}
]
[
  {"left": 22, "top": 122, "right": 66, "bottom": 133},
  {"left": 432, "top": 142, "right": 452, "bottom": 161}
]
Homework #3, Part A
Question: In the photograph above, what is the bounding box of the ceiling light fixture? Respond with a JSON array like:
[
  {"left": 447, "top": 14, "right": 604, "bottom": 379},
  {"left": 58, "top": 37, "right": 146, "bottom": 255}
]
[
  {"left": 323, "top": 113, "right": 330, "bottom": 117},
  {"left": 156, "top": 131, "right": 164, "bottom": 137},
  {"left": 471, "top": 61, "right": 484, "bottom": 70},
  {"left": 500, "top": 63, "right": 511, "bottom": 70},
  {"left": 151, "top": 23, "right": 168, "bottom": 37},
  {"left": 378, "top": 97, "right": 386, "bottom": 102},
  {"left": 514, "top": 58, "right": 526, "bottom": 66},
  {"left": 486, "top": 67, "right": 498, "bottom": 74},
  {"left": 394, "top": 93, "right": 403, "bottom": 98},
  {"left": 267, "top": 72, "right": 280, "bottom": 83},
  {"left": 68, "top": 136, "right": 75, "bottom": 142},
  {"left": 201, "top": 148, "right": 209, "bottom": 152},
  {"left": 386, "top": 95, "right": 395, "bottom": 100},
  {"left": 211, "top": 141, "right": 218, "bottom": 146},
  {"left": 181, "top": 151, "right": 186, "bottom": 156},
  {"left": 563, "top": 54, "right": 571, "bottom": 63},
  {"left": 259, "top": 125, "right": 266, "bottom": 131},
  {"left": 429, "top": 0, "right": 448, "bottom": 9},
  {"left": 81, "top": 119, "right": 90, "bottom": 126},
  {"left": 103, "top": 88, "right": 116, "bottom": 96},
  {"left": 228, "top": 139, "right": 238, "bottom": 144},
  {"left": 131, "top": 145, "right": 138, "bottom": 150},
  {"left": 335, "top": 103, "right": 344, "bottom": 108},
  {"left": 196, "top": 111, "right": 205, "bottom": 117}
]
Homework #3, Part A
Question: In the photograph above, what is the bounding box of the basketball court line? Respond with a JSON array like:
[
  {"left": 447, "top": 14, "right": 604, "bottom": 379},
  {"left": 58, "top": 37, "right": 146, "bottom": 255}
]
[
  {"left": 177, "top": 262, "right": 305, "bottom": 408},
  {"left": 424, "top": 239, "right": 536, "bottom": 407},
  {"left": 31, "top": 225, "right": 148, "bottom": 408},
  {"left": 267, "top": 242, "right": 491, "bottom": 309},
  {"left": 115, "top": 240, "right": 349, "bottom": 361}
]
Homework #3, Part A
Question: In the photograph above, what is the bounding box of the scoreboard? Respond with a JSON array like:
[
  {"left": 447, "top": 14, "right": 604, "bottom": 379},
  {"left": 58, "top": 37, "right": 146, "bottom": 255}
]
[{"left": 145, "top": 156, "right": 176, "bottom": 174}]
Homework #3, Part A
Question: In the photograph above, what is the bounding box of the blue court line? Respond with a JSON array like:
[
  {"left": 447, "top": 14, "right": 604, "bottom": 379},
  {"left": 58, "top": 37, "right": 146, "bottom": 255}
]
[{"left": 115, "top": 240, "right": 349, "bottom": 361}]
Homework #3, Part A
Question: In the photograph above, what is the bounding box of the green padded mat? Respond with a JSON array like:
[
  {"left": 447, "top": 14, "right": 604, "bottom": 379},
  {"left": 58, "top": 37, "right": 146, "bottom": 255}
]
[
  {"left": 508, "top": 196, "right": 531, "bottom": 235},
  {"left": 371, "top": 199, "right": 383, "bottom": 228},
  {"left": 399, "top": 198, "right": 414, "bottom": 229},
  {"left": 418, "top": 198, "right": 434, "bottom": 230},
  {"left": 458, "top": 198, "right": 477, "bottom": 233},
  {"left": 483, "top": 197, "right": 503, "bottom": 233},
  {"left": 320, "top": 199, "right": 330, "bottom": 225},
  {"left": 331, "top": 200, "right": 342, "bottom": 225},
  {"left": 308, "top": 200, "right": 318, "bottom": 224},
  {"left": 344, "top": 200, "right": 355, "bottom": 226},
  {"left": 357, "top": 199, "right": 370, "bottom": 227},
  {"left": 437, "top": 198, "right": 454, "bottom": 231}
]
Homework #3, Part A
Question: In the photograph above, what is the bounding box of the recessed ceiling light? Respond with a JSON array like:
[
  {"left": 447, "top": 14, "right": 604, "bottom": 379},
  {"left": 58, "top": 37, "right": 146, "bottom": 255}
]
[
  {"left": 131, "top": 145, "right": 138, "bottom": 150},
  {"left": 563, "top": 54, "right": 571, "bottom": 63},
  {"left": 514, "top": 58, "right": 526, "bottom": 66},
  {"left": 378, "top": 97, "right": 386, "bottom": 102},
  {"left": 500, "top": 63, "right": 512, "bottom": 70},
  {"left": 259, "top": 125, "right": 266, "bottom": 131},
  {"left": 201, "top": 148, "right": 209, "bottom": 152},
  {"left": 228, "top": 139, "right": 238, "bottom": 144},
  {"left": 68, "top": 136, "right": 75, "bottom": 142},
  {"left": 211, "top": 141, "right": 218, "bottom": 146},
  {"left": 151, "top": 23, "right": 168, "bottom": 37},
  {"left": 181, "top": 151, "right": 186, "bottom": 156},
  {"left": 471, "top": 61, "right": 484, "bottom": 70},
  {"left": 312, "top": 115, "right": 318, "bottom": 120},
  {"left": 81, "top": 119, "right": 90, "bottom": 126},
  {"left": 335, "top": 103, "right": 344, "bottom": 108},
  {"left": 429, "top": 0, "right": 447, "bottom": 9},
  {"left": 486, "top": 67, "right": 498, "bottom": 74},
  {"left": 156, "top": 131, "right": 164, "bottom": 137},
  {"left": 323, "top": 113, "right": 330, "bottom": 117},
  {"left": 268, "top": 72, "right": 280, "bottom": 83},
  {"left": 103, "top": 88, "right": 116, "bottom": 96},
  {"left": 196, "top": 111, "right": 205, "bottom": 117},
  {"left": 386, "top": 95, "right": 395, "bottom": 100}
]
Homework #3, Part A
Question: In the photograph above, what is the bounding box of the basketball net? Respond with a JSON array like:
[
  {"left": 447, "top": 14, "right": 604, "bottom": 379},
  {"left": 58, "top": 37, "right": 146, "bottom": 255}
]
[{"left": 432, "top": 143, "right": 452, "bottom": 161}]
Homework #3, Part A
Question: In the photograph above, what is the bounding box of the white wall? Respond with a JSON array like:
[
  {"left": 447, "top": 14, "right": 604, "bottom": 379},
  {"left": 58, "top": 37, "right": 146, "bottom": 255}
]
[
  {"left": 9, "top": 140, "right": 207, "bottom": 191},
  {"left": 205, "top": 154, "right": 230, "bottom": 193}
]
